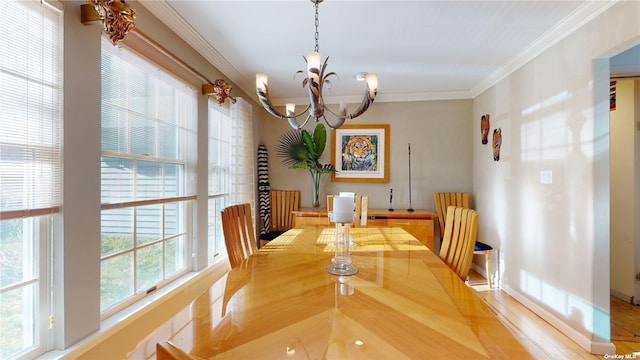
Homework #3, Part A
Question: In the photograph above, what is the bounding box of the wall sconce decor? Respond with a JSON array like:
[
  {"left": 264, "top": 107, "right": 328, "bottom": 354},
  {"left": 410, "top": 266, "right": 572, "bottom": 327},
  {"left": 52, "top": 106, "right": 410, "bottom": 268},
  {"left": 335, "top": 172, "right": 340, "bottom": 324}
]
[
  {"left": 492, "top": 128, "right": 502, "bottom": 161},
  {"left": 480, "top": 114, "right": 490, "bottom": 145},
  {"left": 81, "top": 0, "right": 137, "bottom": 44},
  {"left": 202, "top": 79, "right": 236, "bottom": 105}
]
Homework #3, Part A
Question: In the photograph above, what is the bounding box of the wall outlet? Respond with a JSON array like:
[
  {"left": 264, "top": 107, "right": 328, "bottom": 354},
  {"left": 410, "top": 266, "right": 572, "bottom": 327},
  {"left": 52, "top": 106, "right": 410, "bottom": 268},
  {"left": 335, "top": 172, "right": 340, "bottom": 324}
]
[{"left": 540, "top": 170, "right": 553, "bottom": 184}]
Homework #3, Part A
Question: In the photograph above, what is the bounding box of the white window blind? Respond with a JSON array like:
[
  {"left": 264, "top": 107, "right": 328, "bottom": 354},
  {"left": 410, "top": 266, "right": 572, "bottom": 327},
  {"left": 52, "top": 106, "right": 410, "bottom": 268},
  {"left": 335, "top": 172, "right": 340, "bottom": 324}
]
[
  {"left": 0, "top": 0, "right": 63, "bottom": 219},
  {"left": 230, "top": 98, "right": 255, "bottom": 207},
  {"left": 99, "top": 37, "right": 197, "bottom": 314},
  {"left": 207, "top": 98, "right": 255, "bottom": 264},
  {"left": 0, "top": 1, "right": 62, "bottom": 358}
]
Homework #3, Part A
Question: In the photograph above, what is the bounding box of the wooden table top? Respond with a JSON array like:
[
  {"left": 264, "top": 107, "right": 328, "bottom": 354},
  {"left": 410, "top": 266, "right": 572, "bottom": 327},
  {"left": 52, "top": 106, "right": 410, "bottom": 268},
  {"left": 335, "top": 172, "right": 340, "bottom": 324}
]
[{"left": 187, "top": 226, "right": 531, "bottom": 359}]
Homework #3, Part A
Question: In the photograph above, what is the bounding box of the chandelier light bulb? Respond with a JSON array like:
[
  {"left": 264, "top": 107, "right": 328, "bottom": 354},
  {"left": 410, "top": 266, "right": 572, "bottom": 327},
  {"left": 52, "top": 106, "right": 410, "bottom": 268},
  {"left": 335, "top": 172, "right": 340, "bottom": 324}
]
[
  {"left": 286, "top": 103, "right": 296, "bottom": 116},
  {"left": 366, "top": 73, "right": 378, "bottom": 97},
  {"left": 306, "top": 51, "right": 321, "bottom": 71},
  {"left": 256, "top": 73, "right": 268, "bottom": 92}
]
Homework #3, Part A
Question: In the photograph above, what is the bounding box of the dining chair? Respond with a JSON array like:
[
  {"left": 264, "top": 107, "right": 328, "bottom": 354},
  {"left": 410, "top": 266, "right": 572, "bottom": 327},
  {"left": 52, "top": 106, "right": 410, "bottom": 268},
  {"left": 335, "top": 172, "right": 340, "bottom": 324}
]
[
  {"left": 221, "top": 203, "right": 258, "bottom": 268},
  {"left": 327, "top": 194, "right": 369, "bottom": 226},
  {"left": 439, "top": 206, "right": 479, "bottom": 281},
  {"left": 434, "top": 192, "right": 494, "bottom": 287},
  {"left": 259, "top": 190, "right": 300, "bottom": 248},
  {"left": 156, "top": 341, "right": 199, "bottom": 360}
]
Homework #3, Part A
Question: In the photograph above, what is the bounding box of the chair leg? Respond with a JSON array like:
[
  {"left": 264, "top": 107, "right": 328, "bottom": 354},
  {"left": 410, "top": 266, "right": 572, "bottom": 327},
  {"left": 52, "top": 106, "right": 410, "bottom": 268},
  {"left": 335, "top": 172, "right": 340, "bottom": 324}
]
[
  {"left": 484, "top": 250, "right": 492, "bottom": 288},
  {"left": 474, "top": 249, "right": 493, "bottom": 288}
]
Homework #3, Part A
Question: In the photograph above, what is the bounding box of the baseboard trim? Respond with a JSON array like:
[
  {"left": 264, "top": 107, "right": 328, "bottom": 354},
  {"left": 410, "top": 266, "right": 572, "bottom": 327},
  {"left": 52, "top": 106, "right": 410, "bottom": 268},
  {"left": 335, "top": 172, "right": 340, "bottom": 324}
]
[
  {"left": 505, "top": 285, "right": 616, "bottom": 355},
  {"left": 610, "top": 288, "right": 634, "bottom": 304}
]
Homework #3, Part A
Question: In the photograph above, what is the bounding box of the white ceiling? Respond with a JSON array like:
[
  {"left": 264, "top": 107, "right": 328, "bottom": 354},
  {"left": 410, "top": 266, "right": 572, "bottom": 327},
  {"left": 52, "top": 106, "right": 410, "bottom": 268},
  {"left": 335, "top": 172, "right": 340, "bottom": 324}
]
[{"left": 140, "top": 1, "right": 616, "bottom": 105}]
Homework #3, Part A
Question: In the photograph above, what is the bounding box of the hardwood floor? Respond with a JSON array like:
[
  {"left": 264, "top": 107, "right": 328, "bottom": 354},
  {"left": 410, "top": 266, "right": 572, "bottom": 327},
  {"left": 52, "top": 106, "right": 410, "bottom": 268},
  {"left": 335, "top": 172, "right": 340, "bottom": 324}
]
[
  {"left": 610, "top": 295, "right": 640, "bottom": 354},
  {"left": 467, "top": 270, "right": 640, "bottom": 359}
]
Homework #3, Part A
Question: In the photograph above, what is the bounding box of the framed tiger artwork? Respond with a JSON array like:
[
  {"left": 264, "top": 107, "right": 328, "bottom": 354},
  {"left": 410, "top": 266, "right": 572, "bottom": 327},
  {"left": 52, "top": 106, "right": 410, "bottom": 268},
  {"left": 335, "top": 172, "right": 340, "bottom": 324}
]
[{"left": 331, "top": 124, "right": 390, "bottom": 183}]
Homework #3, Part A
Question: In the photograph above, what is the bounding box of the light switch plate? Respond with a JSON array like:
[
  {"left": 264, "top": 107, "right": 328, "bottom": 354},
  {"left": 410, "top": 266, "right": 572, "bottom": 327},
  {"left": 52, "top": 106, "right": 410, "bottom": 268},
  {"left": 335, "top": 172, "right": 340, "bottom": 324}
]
[{"left": 540, "top": 170, "right": 552, "bottom": 184}]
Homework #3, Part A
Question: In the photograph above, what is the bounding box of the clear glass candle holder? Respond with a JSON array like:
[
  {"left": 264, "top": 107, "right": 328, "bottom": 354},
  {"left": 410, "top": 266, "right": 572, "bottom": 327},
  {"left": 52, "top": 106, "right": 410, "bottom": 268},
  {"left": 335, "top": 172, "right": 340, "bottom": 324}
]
[{"left": 326, "top": 222, "right": 358, "bottom": 276}]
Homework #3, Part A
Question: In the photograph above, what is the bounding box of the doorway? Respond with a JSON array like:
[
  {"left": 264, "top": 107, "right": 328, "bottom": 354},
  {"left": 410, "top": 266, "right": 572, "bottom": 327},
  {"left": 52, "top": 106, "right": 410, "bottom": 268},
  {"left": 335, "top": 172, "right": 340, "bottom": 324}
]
[{"left": 609, "top": 44, "right": 640, "bottom": 351}]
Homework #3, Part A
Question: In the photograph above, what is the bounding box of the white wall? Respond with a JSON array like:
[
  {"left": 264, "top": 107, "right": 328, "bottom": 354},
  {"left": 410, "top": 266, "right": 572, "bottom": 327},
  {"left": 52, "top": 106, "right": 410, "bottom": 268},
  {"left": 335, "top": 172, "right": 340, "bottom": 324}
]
[
  {"left": 473, "top": 1, "right": 640, "bottom": 354},
  {"left": 610, "top": 79, "right": 637, "bottom": 301}
]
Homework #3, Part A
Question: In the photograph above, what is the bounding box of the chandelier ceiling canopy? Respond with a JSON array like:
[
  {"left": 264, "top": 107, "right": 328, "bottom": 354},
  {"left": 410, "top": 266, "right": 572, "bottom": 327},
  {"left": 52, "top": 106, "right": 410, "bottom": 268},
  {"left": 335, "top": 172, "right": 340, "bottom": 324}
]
[{"left": 255, "top": 0, "right": 378, "bottom": 130}]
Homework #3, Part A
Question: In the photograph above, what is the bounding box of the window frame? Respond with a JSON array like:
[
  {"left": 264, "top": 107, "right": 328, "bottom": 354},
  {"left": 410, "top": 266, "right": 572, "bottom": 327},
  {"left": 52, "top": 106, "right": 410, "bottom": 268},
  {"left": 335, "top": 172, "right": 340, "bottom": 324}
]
[{"left": 98, "top": 37, "right": 197, "bottom": 317}]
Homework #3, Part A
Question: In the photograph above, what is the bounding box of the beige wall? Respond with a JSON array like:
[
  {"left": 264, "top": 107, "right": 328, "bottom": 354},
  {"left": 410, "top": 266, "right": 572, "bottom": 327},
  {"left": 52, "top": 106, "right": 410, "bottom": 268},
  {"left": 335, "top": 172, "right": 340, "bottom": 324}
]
[
  {"left": 473, "top": 1, "right": 640, "bottom": 354},
  {"left": 257, "top": 100, "right": 474, "bottom": 210}
]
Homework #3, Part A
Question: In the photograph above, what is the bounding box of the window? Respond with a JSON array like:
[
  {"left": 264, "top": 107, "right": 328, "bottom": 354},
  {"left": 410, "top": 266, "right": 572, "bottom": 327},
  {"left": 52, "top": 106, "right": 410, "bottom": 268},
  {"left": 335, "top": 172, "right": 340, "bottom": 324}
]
[
  {"left": 0, "top": 0, "right": 63, "bottom": 358},
  {"left": 207, "top": 98, "right": 255, "bottom": 264},
  {"left": 207, "top": 101, "right": 231, "bottom": 262},
  {"left": 100, "top": 38, "right": 197, "bottom": 315}
]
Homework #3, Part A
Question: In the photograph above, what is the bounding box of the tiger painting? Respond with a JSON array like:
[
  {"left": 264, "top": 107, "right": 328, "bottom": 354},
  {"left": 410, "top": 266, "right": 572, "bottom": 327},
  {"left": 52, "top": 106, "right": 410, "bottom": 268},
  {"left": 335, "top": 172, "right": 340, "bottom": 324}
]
[{"left": 341, "top": 135, "right": 378, "bottom": 171}]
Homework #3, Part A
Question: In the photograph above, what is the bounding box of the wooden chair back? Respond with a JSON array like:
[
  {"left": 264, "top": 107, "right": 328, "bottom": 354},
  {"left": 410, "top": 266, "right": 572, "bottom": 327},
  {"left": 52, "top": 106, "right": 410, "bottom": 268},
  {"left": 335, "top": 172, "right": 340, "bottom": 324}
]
[
  {"left": 156, "top": 341, "right": 197, "bottom": 360},
  {"left": 221, "top": 203, "right": 257, "bottom": 268},
  {"left": 434, "top": 192, "right": 469, "bottom": 240},
  {"left": 327, "top": 194, "right": 368, "bottom": 226},
  {"left": 270, "top": 190, "right": 300, "bottom": 232},
  {"left": 439, "top": 206, "right": 478, "bottom": 280}
]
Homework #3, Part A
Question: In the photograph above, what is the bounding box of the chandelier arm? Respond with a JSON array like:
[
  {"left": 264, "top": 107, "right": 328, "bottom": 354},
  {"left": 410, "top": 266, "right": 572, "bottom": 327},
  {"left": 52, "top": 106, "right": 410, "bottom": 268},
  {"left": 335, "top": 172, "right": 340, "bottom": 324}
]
[
  {"left": 346, "top": 85, "right": 377, "bottom": 120},
  {"left": 256, "top": 87, "right": 287, "bottom": 119},
  {"left": 288, "top": 104, "right": 312, "bottom": 120},
  {"left": 288, "top": 113, "right": 313, "bottom": 130},
  {"left": 322, "top": 105, "right": 346, "bottom": 119},
  {"left": 322, "top": 114, "right": 346, "bottom": 130}
]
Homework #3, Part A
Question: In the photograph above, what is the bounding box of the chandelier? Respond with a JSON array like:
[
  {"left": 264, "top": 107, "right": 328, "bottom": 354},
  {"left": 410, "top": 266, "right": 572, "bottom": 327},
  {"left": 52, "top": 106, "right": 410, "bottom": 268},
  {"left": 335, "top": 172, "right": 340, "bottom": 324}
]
[{"left": 255, "top": 0, "right": 378, "bottom": 130}]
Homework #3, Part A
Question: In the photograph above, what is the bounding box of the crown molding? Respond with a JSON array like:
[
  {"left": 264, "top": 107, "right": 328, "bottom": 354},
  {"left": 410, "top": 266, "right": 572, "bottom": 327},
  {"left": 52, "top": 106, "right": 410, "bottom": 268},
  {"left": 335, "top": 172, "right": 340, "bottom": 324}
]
[
  {"left": 470, "top": 0, "right": 619, "bottom": 98},
  {"left": 141, "top": 0, "right": 618, "bottom": 104},
  {"left": 138, "top": 1, "right": 254, "bottom": 98},
  {"left": 270, "top": 91, "right": 472, "bottom": 106}
]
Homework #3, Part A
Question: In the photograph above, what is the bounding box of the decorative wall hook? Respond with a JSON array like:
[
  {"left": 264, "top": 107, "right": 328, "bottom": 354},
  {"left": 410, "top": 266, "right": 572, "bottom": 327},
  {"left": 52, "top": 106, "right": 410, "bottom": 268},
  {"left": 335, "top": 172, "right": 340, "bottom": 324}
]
[
  {"left": 81, "top": 0, "right": 137, "bottom": 44},
  {"left": 202, "top": 79, "right": 236, "bottom": 105}
]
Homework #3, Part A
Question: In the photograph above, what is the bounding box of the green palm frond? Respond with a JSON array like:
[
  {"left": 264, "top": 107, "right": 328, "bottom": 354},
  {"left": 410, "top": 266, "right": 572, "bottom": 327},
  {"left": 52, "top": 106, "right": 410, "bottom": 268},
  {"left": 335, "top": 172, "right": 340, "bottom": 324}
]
[
  {"left": 301, "top": 129, "right": 318, "bottom": 160},
  {"left": 313, "top": 123, "right": 326, "bottom": 157},
  {"left": 275, "top": 130, "right": 308, "bottom": 167},
  {"left": 275, "top": 123, "right": 334, "bottom": 175}
]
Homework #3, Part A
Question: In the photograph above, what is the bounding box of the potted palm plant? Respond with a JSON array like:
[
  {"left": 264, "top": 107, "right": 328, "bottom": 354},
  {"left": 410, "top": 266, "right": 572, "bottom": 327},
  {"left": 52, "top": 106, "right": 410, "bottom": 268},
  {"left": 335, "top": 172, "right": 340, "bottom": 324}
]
[{"left": 276, "top": 123, "right": 335, "bottom": 208}]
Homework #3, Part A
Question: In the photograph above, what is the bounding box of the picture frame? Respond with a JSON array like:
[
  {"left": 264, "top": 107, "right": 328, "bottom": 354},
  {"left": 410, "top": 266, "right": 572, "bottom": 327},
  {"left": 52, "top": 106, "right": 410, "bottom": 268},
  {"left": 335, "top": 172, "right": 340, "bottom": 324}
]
[{"left": 331, "top": 124, "right": 390, "bottom": 183}]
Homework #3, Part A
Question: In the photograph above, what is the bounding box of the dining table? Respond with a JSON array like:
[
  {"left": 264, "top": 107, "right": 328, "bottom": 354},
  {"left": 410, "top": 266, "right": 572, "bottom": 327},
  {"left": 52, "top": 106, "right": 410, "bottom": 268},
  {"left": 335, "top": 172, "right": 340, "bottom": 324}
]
[{"left": 181, "top": 225, "right": 532, "bottom": 359}]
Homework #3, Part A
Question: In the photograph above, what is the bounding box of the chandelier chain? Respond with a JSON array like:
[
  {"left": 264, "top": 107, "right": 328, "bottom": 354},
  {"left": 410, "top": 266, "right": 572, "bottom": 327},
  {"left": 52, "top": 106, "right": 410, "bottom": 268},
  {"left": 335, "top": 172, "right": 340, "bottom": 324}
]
[{"left": 314, "top": 1, "right": 319, "bottom": 52}]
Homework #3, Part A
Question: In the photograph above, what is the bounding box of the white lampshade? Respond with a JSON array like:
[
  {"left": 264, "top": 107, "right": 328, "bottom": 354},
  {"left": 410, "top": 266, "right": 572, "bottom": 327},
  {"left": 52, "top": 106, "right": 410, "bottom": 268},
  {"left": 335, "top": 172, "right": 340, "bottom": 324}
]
[
  {"left": 365, "top": 73, "right": 378, "bottom": 98},
  {"left": 286, "top": 103, "right": 295, "bottom": 116},
  {"left": 307, "top": 51, "right": 321, "bottom": 71},
  {"left": 256, "top": 73, "right": 268, "bottom": 92}
]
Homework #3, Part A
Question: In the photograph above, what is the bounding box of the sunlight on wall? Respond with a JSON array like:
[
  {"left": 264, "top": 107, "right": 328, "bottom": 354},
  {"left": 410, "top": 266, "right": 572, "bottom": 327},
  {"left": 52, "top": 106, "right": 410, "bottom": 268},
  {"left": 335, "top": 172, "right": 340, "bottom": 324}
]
[
  {"left": 520, "top": 91, "right": 571, "bottom": 163},
  {"left": 520, "top": 270, "right": 595, "bottom": 334}
]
